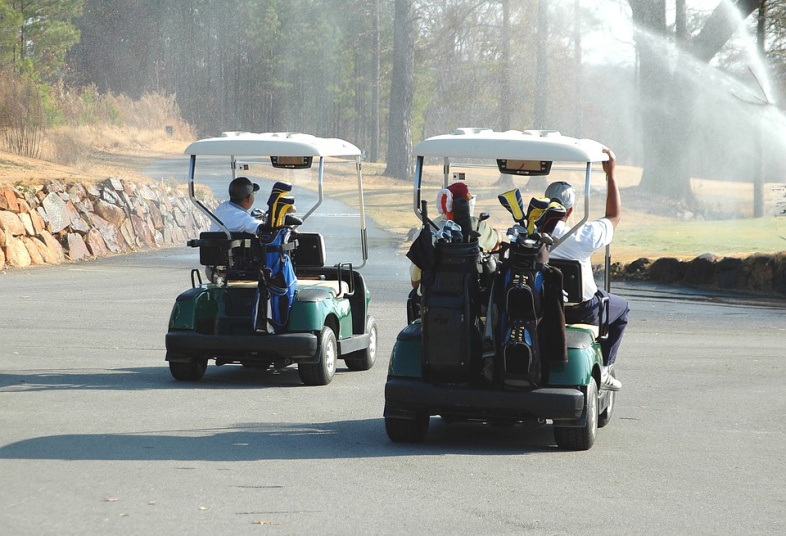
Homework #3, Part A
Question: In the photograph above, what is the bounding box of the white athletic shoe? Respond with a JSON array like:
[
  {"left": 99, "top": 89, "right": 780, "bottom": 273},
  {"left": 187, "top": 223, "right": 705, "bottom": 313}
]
[{"left": 601, "top": 366, "right": 622, "bottom": 391}]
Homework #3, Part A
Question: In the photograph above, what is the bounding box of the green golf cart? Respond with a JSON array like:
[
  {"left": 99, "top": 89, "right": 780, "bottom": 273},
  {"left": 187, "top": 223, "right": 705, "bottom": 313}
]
[
  {"left": 384, "top": 128, "right": 616, "bottom": 450},
  {"left": 165, "top": 132, "right": 377, "bottom": 386}
]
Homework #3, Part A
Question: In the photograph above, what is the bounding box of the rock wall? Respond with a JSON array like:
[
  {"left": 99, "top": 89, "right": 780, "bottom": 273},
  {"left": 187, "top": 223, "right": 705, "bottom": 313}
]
[
  {"left": 0, "top": 178, "right": 215, "bottom": 270},
  {"left": 613, "top": 252, "right": 786, "bottom": 297}
]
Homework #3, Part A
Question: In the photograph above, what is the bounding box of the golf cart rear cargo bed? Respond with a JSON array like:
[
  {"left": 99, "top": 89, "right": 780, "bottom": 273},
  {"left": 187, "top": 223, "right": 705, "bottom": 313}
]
[
  {"left": 384, "top": 378, "right": 585, "bottom": 420},
  {"left": 166, "top": 331, "right": 317, "bottom": 359}
]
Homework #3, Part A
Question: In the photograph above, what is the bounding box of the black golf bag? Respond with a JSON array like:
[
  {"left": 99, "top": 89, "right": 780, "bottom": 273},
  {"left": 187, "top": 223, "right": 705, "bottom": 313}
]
[
  {"left": 490, "top": 237, "right": 547, "bottom": 386},
  {"left": 420, "top": 240, "right": 483, "bottom": 384},
  {"left": 407, "top": 196, "right": 484, "bottom": 385}
]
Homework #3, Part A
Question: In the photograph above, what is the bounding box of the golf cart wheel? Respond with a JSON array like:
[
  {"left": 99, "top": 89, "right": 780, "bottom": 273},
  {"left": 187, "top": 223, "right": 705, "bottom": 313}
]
[
  {"left": 554, "top": 379, "right": 598, "bottom": 451},
  {"left": 345, "top": 317, "right": 378, "bottom": 371},
  {"left": 298, "top": 326, "right": 337, "bottom": 386},
  {"left": 385, "top": 413, "right": 429, "bottom": 443},
  {"left": 168, "top": 355, "right": 208, "bottom": 381},
  {"left": 598, "top": 368, "right": 617, "bottom": 428}
]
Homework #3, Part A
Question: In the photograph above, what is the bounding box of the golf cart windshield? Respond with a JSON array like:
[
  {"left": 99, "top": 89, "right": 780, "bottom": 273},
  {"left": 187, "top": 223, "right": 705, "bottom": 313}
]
[
  {"left": 185, "top": 131, "right": 368, "bottom": 268},
  {"left": 412, "top": 128, "right": 611, "bottom": 286},
  {"left": 413, "top": 128, "right": 608, "bottom": 245}
]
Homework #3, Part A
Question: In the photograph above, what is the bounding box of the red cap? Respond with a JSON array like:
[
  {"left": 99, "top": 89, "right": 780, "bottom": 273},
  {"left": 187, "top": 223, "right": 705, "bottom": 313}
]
[{"left": 447, "top": 181, "right": 471, "bottom": 200}]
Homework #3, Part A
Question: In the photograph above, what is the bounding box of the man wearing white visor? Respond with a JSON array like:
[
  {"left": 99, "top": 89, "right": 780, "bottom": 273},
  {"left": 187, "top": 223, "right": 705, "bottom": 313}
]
[{"left": 545, "top": 148, "right": 628, "bottom": 391}]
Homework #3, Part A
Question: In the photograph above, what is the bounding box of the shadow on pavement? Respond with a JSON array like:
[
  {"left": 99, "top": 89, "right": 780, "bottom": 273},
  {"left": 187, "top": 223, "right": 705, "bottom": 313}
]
[
  {"left": 0, "top": 366, "right": 353, "bottom": 391},
  {"left": 0, "top": 418, "right": 559, "bottom": 461}
]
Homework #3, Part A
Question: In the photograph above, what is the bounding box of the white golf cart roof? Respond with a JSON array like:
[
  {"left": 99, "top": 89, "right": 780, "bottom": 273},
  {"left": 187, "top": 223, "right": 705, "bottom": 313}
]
[
  {"left": 414, "top": 128, "right": 608, "bottom": 163},
  {"left": 185, "top": 131, "right": 362, "bottom": 158}
]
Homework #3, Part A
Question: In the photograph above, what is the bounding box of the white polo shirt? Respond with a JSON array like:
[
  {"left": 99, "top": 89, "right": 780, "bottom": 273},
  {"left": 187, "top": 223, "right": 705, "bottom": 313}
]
[
  {"left": 210, "top": 200, "right": 264, "bottom": 234},
  {"left": 549, "top": 218, "right": 614, "bottom": 302}
]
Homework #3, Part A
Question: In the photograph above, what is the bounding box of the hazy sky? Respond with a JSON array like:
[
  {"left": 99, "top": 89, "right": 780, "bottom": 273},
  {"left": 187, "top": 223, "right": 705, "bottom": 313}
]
[{"left": 580, "top": 0, "right": 758, "bottom": 67}]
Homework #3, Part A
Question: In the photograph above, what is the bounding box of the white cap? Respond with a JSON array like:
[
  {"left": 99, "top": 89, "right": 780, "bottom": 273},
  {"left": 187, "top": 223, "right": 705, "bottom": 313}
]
[{"left": 544, "top": 181, "right": 575, "bottom": 209}]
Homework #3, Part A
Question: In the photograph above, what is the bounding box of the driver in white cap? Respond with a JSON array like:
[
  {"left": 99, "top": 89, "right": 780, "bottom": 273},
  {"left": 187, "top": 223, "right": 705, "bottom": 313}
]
[
  {"left": 545, "top": 148, "right": 628, "bottom": 391},
  {"left": 211, "top": 176, "right": 265, "bottom": 233}
]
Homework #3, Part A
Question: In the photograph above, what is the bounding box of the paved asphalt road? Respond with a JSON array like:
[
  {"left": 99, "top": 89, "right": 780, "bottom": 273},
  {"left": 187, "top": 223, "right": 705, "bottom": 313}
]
[{"left": 1, "top": 169, "right": 785, "bottom": 534}]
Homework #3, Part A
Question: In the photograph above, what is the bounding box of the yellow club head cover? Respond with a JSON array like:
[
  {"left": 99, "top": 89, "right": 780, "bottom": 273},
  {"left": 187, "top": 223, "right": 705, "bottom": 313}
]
[
  {"left": 498, "top": 189, "right": 525, "bottom": 223},
  {"left": 525, "top": 197, "right": 551, "bottom": 234}
]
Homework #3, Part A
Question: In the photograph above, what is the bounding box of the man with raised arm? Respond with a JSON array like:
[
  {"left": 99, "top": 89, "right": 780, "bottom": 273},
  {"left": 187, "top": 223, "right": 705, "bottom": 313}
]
[{"left": 545, "top": 148, "right": 629, "bottom": 391}]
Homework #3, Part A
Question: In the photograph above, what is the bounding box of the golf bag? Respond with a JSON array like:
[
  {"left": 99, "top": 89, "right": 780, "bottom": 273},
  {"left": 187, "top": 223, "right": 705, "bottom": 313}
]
[
  {"left": 491, "top": 239, "right": 547, "bottom": 386},
  {"left": 252, "top": 227, "right": 297, "bottom": 334},
  {"left": 489, "top": 196, "right": 568, "bottom": 387},
  {"left": 421, "top": 240, "right": 483, "bottom": 384},
  {"left": 420, "top": 196, "right": 484, "bottom": 384}
]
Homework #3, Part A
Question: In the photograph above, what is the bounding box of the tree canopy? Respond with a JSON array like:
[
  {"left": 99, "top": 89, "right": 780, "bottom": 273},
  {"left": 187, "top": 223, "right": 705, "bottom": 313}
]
[
  {"left": 1, "top": 0, "right": 785, "bottom": 204},
  {"left": 0, "top": 0, "right": 83, "bottom": 82}
]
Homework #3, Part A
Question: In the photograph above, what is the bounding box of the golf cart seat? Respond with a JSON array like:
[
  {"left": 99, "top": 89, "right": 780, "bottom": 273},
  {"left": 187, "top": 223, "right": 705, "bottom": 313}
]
[
  {"left": 548, "top": 258, "right": 608, "bottom": 340},
  {"left": 291, "top": 232, "right": 326, "bottom": 269},
  {"left": 291, "top": 232, "right": 351, "bottom": 296},
  {"left": 549, "top": 258, "right": 583, "bottom": 305},
  {"left": 189, "top": 231, "right": 260, "bottom": 281}
]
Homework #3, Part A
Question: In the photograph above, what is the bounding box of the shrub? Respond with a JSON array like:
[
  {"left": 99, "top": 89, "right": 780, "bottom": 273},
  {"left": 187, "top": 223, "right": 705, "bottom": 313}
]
[{"left": 0, "top": 70, "right": 45, "bottom": 158}]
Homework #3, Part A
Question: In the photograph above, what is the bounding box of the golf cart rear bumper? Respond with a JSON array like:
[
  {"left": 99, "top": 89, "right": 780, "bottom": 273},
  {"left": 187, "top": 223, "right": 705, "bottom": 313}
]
[
  {"left": 384, "top": 378, "right": 584, "bottom": 421},
  {"left": 166, "top": 331, "right": 318, "bottom": 361}
]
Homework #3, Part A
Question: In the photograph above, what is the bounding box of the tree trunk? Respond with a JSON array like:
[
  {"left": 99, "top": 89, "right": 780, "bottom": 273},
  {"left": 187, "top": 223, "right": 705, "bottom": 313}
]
[
  {"left": 629, "top": 0, "right": 760, "bottom": 201},
  {"left": 573, "top": 0, "right": 582, "bottom": 136},
  {"left": 534, "top": 0, "right": 548, "bottom": 129},
  {"left": 370, "top": 0, "right": 381, "bottom": 162},
  {"left": 688, "top": 0, "right": 761, "bottom": 61},
  {"left": 629, "top": 0, "right": 686, "bottom": 198},
  {"left": 753, "top": 0, "right": 767, "bottom": 217},
  {"left": 384, "top": 0, "right": 414, "bottom": 180},
  {"left": 676, "top": 0, "right": 687, "bottom": 42},
  {"left": 499, "top": 0, "right": 511, "bottom": 132}
]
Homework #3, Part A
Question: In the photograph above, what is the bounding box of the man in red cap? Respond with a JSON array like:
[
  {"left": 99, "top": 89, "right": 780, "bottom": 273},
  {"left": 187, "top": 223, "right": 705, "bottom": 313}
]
[{"left": 409, "top": 181, "right": 501, "bottom": 288}]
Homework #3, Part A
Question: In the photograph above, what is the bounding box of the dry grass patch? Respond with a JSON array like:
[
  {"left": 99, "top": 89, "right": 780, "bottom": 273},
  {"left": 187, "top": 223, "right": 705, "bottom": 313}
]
[{"left": 0, "top": 126, "right": 191, "bottom": 188}]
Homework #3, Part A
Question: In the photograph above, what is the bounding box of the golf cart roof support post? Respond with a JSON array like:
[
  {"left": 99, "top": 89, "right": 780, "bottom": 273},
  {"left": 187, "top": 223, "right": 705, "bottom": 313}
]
[
  {"left": 442, "top": 158, "right": 450, "bottom": 188},
  {"left": 413, "top": 156, "right": 439, "bottom": 230},
  {"left": 551, "top": 161, "right": 592, "bottom": 250},
  {"left": 301, "top": 157, "right": 326, "bottom": 222},
  {"left": 413, "top": 156, "right": 424, "bottom": 217},
  {"left": 360, "top": 228, "right": 368, "bottom": 267},
  {"left": 188, "top": 154, "right": 231, "bottom": 238},
  {"left": 355, "top": 156, "right": 368, "bottom": 268}
]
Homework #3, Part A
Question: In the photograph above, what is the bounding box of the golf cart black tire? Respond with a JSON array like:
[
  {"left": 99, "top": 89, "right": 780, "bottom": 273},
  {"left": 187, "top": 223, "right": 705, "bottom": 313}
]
[
  {"left": 554, "top": 380, "right": 598, "bottom": 451},
  {"left": 298, "top": 327, "right": 337, "bottom": 386},
  {"left": 345, "top": 317, "right": 378, "bottom": 371},
  {"left": 169, "top": 356, "right": 208, "bottom": 381},
  {"left": 385, "top": 414, "right": 429, "bottom": 443},
  {"left": 598, "top": 369, "right": 617, "bottom": 428}
]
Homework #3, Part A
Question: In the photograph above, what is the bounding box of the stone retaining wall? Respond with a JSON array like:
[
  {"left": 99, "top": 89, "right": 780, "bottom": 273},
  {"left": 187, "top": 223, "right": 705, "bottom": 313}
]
[
  {"left": 612, "top": 252, "right": 786, "bottom": 297},
  {"left": 0, "top": 178, "right": 215, "bottom": 270}
]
